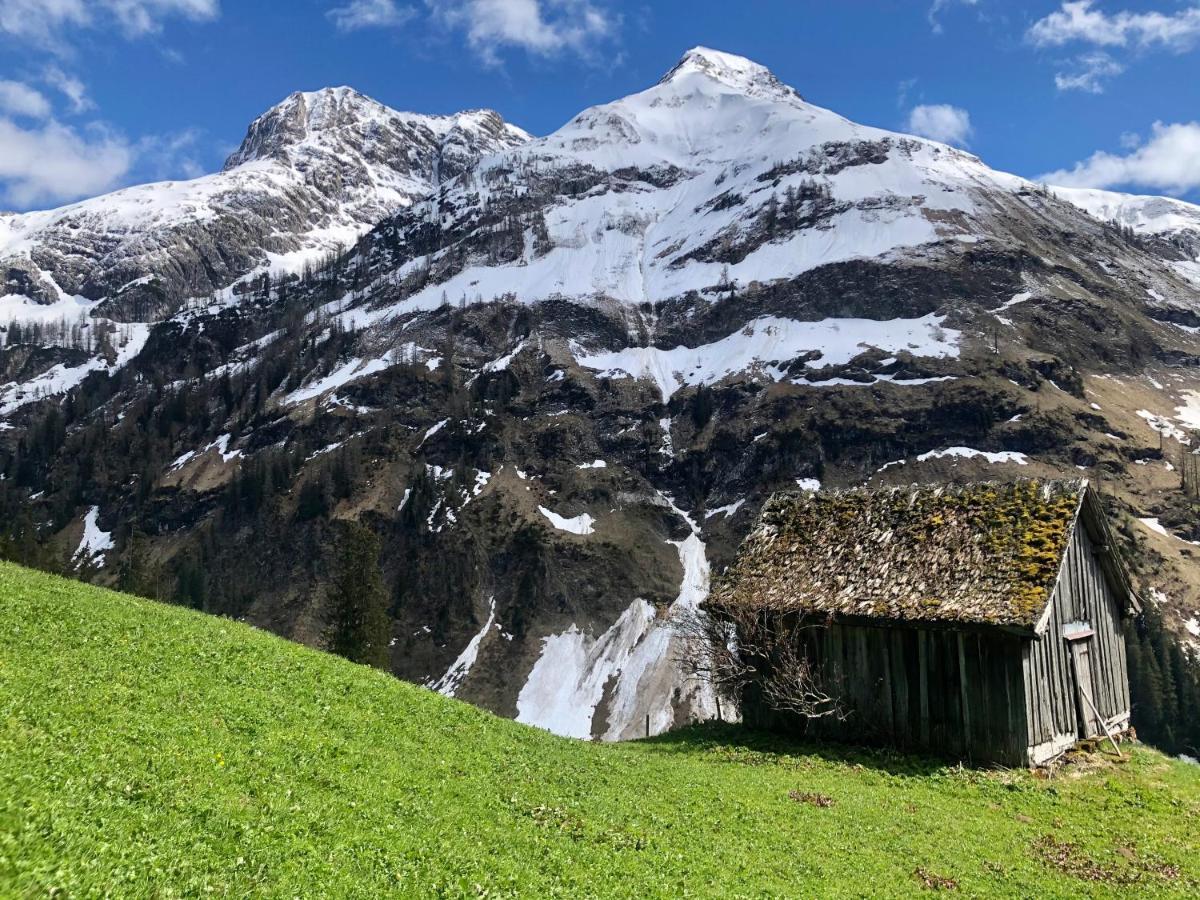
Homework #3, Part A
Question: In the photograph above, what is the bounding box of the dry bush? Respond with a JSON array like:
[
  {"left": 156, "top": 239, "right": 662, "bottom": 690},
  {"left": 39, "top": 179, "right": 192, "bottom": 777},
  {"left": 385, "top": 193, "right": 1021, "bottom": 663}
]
[{"left": 672, "top": 604, "right": 846, "bottom": 722}]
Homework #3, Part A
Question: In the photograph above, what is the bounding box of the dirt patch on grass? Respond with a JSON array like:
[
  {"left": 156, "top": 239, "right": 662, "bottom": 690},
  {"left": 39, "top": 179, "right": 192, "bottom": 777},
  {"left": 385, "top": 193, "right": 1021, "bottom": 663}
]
[
  {"left": 788, "top": 790, "right": 834, "bottom": 808},
  {"left": 1031, "top": 835, "right": 1182, "bottom": 886},
  {"left": 913, "top": 866, "right": 957, "bottom": 890}
]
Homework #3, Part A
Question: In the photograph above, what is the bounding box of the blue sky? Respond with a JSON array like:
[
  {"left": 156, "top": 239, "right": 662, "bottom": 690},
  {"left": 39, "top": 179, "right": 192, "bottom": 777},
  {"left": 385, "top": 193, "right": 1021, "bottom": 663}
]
[{"left": 1, "top": 0, "right": 1198, "bottom": 211}]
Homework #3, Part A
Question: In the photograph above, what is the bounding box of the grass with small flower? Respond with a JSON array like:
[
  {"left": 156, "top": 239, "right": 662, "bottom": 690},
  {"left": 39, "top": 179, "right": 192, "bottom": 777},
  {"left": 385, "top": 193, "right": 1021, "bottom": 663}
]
[{"left": 1, "top": 560, "right": 1197, "bottom": 897}]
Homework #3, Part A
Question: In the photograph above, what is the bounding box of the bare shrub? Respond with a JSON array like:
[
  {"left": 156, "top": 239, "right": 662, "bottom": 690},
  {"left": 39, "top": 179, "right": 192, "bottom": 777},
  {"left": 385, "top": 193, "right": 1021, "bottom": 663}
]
[{"left": 673, "top": 603, "right": 846, "bottom": 723}]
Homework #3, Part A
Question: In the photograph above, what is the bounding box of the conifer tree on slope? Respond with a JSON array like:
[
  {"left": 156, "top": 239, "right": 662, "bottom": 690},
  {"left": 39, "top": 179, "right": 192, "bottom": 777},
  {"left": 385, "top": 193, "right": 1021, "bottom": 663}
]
[{"left": 326, "top": 522, "right": 391, "bottom": 669}]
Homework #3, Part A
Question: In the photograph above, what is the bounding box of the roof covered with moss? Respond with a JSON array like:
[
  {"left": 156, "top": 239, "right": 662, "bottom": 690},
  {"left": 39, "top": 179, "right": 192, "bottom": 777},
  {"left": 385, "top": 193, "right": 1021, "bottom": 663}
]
[{"left": 710, "top": 480, "right": 1107, "bottom": 631}]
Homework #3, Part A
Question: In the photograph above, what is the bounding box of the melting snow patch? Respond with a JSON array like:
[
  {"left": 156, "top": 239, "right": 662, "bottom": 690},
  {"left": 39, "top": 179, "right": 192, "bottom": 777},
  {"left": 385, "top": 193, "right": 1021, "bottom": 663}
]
[
  {"left": 430, "top": 597, "right": 496, "bottom": 698},
  {"left": 1175, "top": 391, "right": 1200, "bottom": 431},
  {"left": 1186, "top": 618, "right": 1200, "bottom": 638},
  {"left": 1138, "top": 519, "right": 1200, "bottom": 546},
  {"left": 516, "top": 494, "right": 720, "bottom": 740},
  {"left": 596, "top": 495, "right": 720, "bottom": 739},
  {"left": 998, "top": 291, "right": 1032, "bottom": 311},
  {"left": 916, "top": 447, "right": 1028, "bottom": 465},
  {"left": 577, "top": 460, "right": 607, "bottom": 469},
  {"left": 515, "top": 602, "right": 657, "bottom": 739},
  {"left": 169, "top": 450, "right": 196, "bottom": 471},
  {"left": 471, "top": 470, "right": 491, "bottom": 496},
  {"left": 483, "top": 340, "right": 526, "bottom": 373},
  {"left": 539, "top": 506, "right": 595, "bottom": 535},
  {"left": 706, "top": 499, "right": 745, "bottom": 519},
  {"left": 575, "top": 314, "right": 960, "bottom": 402},
  {"left": 206, "top": 435, "right": 243, "bottom": 462},
  {"left": 0, "top": 323, "right": 150, "bottom": 416},
  {"left": 327, "top": 394, "right": 374, "bottom": 414},
  {"left": 798, "top": 373, "right": 957, "bottom": 387},
  {"left": 74, "top": 507, "right": 113, "bottom": 568},
  {"left": 420, "top": 418, "right": 449, "bottom": 446},
  {"left": 1137, "top": 409, "right": 1188, "bottom": 444},
  {"left": 795, "top": 478, "right": 822, "bottom": 491},
  {"left": 1139, "top": 518, "right": 1170, "bottom": 537},
  {"left": 659, "top": 417, "right": 674, "bottom": 457},
  {"left": 307, "top": 440, "right": 345, "bottom": 461},
  {"left": 284, "top": 355, "right": 395, "bottom": 405}
]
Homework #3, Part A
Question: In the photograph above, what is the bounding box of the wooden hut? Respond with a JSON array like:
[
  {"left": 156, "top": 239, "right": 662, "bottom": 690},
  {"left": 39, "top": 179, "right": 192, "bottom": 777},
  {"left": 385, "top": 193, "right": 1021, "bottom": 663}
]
[{"left": 709, "top": 480, "right": 1140, "bottom": 766}]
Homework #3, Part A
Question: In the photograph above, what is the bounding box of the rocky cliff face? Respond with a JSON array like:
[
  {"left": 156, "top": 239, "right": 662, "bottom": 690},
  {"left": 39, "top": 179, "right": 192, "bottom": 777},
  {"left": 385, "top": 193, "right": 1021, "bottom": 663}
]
[
  {"left": 0, "top": 87, "right": 528, "bottom": 322},
  {"left": 0, "top": 87, "right": 527, "bottom": 412},
  {"left": 3, "top": 49, "right": 1200, "bottom": 741}
]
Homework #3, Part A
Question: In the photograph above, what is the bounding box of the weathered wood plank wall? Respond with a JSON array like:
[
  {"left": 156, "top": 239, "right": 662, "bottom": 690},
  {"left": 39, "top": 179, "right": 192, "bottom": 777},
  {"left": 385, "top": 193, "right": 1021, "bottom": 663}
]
[
  {"left": 743, "top": 622, "right": 1030, "bottom": 766},
  {"left": 1023, "top": 521, "right": 1131, "bottom": 761}
]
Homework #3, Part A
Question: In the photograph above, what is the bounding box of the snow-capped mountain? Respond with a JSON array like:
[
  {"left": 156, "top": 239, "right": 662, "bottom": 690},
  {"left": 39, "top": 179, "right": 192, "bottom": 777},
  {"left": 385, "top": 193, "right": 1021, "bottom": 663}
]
[
  {"left": 0, "top": 87, "right": 527, "bottom": 416},
  {"left": 1056, "top": 186, "right": 1200, "bottom": 246},
  {"left": 355, "top": 46, "right": 1200, "bottom": 337},
  {"left": 0, "top": 87, "right": 528, "bottom": 321},
  {"left": 364, "top": 46, "right": 1026, "bottom": 315},
  {"left": 1056, "top": 186, "right": 1200, "bottom": 290},
  {"left": 4, "top": 48, "right": 1200, "bottom": 742}
]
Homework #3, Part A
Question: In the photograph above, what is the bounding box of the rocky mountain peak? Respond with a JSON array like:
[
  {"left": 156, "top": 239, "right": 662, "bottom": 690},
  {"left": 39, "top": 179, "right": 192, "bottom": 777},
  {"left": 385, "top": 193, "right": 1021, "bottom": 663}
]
[
  {"left": 222, "top": 87, "right": 527, "bottom": 175},
  {"left": 0, "top": 87, "right": 529, "bottom": 323},
  {"left": 658, "top": 46, "right": 802, "bottom": 102},
  {"left": 222, "top": 86, "right": 368, "bottom": 170}
]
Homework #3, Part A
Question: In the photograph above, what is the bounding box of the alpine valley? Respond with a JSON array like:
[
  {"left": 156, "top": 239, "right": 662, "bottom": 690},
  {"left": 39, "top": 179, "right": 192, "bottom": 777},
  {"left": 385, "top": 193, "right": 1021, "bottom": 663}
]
[{"left": 3, "top": 48, "right": 1200, "bottom": 742}]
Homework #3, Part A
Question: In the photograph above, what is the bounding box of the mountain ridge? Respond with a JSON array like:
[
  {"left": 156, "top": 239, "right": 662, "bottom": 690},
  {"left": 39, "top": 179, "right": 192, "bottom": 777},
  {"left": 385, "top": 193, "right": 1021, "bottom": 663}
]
[{"left": 0, "top": 85, "right": 529, "bottom": 321}]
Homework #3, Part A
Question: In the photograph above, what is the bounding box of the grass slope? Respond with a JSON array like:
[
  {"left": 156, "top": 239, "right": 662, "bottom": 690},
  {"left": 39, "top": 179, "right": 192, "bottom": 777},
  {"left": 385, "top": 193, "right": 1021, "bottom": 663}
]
[{"left": 1, "top": 561, "right": 1198, "bottom": 898}]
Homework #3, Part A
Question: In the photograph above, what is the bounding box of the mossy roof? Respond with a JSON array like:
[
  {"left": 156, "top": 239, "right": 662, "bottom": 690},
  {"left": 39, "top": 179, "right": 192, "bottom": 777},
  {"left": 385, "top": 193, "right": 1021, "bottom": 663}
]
[{"left": 709, "top": 479, "right": 1124, "bottom": 631}]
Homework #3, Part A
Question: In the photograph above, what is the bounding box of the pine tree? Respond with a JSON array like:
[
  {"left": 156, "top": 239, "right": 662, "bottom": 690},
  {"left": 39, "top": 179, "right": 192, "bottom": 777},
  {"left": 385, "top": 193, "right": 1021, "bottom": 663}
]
[
  {"left": 1125, "top": 604, "right": 1200, "bottom": 755},
  {"left": 117, "top": 531, "right": 155, "bottom": 598},
  {"left": 1134, "top": 632, "right": 1166, "bottom": 739},
  {"left": 326, "top": 522, "right": 391, "bottom": 669},
  {"left": 690, "top": 384, "right": 715, "bottom": 430}
]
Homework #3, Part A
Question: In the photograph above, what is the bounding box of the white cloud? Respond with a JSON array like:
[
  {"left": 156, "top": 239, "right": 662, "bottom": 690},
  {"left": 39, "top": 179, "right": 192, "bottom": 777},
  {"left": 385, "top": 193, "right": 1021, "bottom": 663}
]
[
  {"left": 133, "top": 128, "right": 206, "bottom": 181},
  {"left": 928, "top": 0, "right": 979, "bottom": 34},
  {"left": 0, "top": 3, "right": 219, "bottom": 209},
  {"left": 429, "top": 0, "right": 617, "bottom": 64},
  {"left": 0, "top": 0, "right": 86, "bottom": 48},
  {"left": 0, "top": 116, "right": 133, "bottom": 208},
  {"left": 42, "top": 65, "right": 92, "bottom": 112},
  {"left": 325, "top": 0, "right": 618, "bottom": 63},
  {"left": 1053, "top": 51, "right": 1124, "bottom": 92},
  {"left": 1028, "top": 1, "right": 1200, "bottom": 51},
  {"left": 0, "top": 0, "right": 219, "bottom": 49},
  {"left": 906, "top": 103, "right": 973, "bottom": 147},
  {"left": 1040, "top": 121, "right": 1200, "bottom": 194},
  {"left": 0, "top": 79, "right": 51, "bottom": 118},
  {"left": 328, "top": 0, "right": 415, "bottom": 32},
  {"left": 104, "top": 0, "right": 219, "bottom": 37}
]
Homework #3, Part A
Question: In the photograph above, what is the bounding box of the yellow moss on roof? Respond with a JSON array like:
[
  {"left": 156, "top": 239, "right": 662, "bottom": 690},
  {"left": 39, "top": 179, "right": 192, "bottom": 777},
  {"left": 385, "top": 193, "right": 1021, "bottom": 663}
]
[{"left": 709, "top": 479, "right": 1087, "bottom": 630}]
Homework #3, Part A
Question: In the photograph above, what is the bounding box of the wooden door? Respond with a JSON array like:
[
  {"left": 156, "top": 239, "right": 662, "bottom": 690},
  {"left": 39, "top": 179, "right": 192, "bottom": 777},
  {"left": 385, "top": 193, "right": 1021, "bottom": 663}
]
[{"left": 1069, "top": 638, "right": 1103, "bottom": 738}]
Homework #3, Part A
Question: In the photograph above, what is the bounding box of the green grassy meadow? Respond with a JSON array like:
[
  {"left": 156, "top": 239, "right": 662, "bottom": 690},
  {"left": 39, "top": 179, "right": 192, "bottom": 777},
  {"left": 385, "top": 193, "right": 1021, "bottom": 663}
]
[{"left": 1, "top": 560, "right": 1197, "bottom": 897}]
